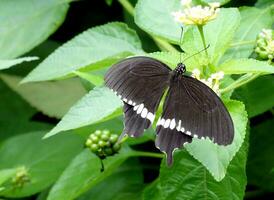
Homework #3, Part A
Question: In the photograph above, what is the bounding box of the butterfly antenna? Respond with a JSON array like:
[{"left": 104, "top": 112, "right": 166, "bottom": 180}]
[
  {"left": 179, "top": 26, "right": 185, "bottom": 63},
  {"left": 183, "top": 44, "right": 210, "bottom": 62}
]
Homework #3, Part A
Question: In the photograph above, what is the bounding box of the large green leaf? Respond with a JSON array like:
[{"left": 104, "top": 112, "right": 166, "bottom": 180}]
[
  {"left": 22, "top": 22, "right": 143, "bottom": 83},
  {"left": 247, "top": 119, "right": 274, "bottom": 191},
  {"left": 0, "top": 74, "right": 86, "bottom": 118},
  {"left": 78, "top": 159, "right": 144, "bottom": 200},
  {"left": 44, "top": 87, "right": 123, "bottom": 138},
  {"left": 233, "top": 75, "right": 274, "bottom": 117},
  {"left": 0, "top": 131, "right": 83, "bottom": 198},
  {"left": 0, "top": 0, "right": 70, "bottom": 59},
  {"left": 47, "top": 147, "right": 133, "bottom": 200},
  {"left": 218, "top": 58, "right": 274, "bottom": 74},
  {"left": 182, "top": 8, "right": 240, "bottom": 66},
  {"left": 185, "top": 100, "right": 248, "bottom": 181},
  {"left": 222, "top": 7, "right": 272, "bottom": 61},
  {"left": 255, "top": 0, "right": 274, "bottom": 8},
  {"left": 200, "top": 0, "right": 231, "bottom": 5},
  {"left": 135, "top": 0, "right": 182, "bottom": 44},
  {"left": 0, "top": 57, "right": 38, "bottom": 70},
  {"left": 143, "top": 137, "right": 248, "bottom": 200}
]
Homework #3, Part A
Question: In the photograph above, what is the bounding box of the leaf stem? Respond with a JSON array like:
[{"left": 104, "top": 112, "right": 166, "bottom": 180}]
[
  {"left": 117, "top": 0, "right": 179, "bottom": 53},
  {"left": 230, "top": 40, "right": 255, "bottom": 47},
  {"left": 220, "top": 73, "right": 261, "bottom": 94},
  {"left": 131, "top": 151, "right": 164, "bottom": 159},
  {"left": 197, "top": 25, "right": 209, "bottom": 58}
]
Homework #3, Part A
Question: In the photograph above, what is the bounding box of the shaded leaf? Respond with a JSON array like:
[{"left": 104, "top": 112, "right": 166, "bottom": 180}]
[
  {"left": 0, "top": 74, "right": 86, "bottom": 118},
  {"left": 0, "top": 57, "right": 38, "bottom": 70},
  {"left": 22, "top": 22, "right": 143, "bottom": 83},
  {"left": 44, "top": 87, "right": 122, "bottom": 138},
  {"left": 0, "top": 131, "right": 83, "bottom": 198},
  {"left": 47, "top": 147, "right": 133, "bottom": 200},
  {"left": 0, "top": 0, "right": 70, "bottom": 59}
]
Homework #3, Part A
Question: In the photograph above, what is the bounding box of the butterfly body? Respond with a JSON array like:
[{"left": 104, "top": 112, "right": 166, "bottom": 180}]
[{"left": 104, "top": 56, "right": 234, "bottom": 165}]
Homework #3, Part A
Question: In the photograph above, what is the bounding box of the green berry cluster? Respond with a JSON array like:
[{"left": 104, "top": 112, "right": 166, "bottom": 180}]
[
  {"left": 255, "top": 28, "right": 274, "bottom": 63},
  {"left": 85, "top": 130, "right": 121, "bottom": 159}
]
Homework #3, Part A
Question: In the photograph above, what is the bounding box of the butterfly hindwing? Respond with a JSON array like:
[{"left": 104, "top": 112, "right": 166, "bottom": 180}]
[
  {"left": 156, "top": 75, "right": 234, "bottom": 165},
  {"left": 105, "top": 56, "right": 171, "bottom": 138}
]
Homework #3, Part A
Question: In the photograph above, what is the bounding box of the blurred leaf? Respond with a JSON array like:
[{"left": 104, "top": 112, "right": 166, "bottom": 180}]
[
  {"left": 135, "top": 0, "right": 182, "bottom": 43},
  {"left": 182, "top": 8, "right": 240, "bottom": 66},
  {"left": 255, "top": 0, "right": 274, "bottom": 8},
  {"left": 247, "top": 119, "right": 274, "bottom": 191},
  {"left": 44, "top": 87, "right": 123, "bottom": 138},
  {"left": 73, "top": 71, "right": 104, "bottom": 86},
  {"left": 233, "top": 75, "right": 274, "bottom": 117},
  {"left": 185, "top": 100, "right": 248, "bottom": 181},
  {"left": 47, "top": 147, "right": 133, "bottom": 200},
  {"left": 222, "top": 7, "right": 272, "bottom": 61},
  {"left": 0, "top": 57, "right": 38, "bottom": 70},
  {"left": 0, "top": 0, "right": 70, "bottom": 59},
  {"left": 0, "top": 74, "right": 86, "bottom": 118},
  {"left": 78, "top": 158, "right": 144, "bottom": 200},
  {"left": 218, "top": 58, "right": 274, "bottom": 74},
  {"left": 22, "top": 22, "right": 143, "bottom": 83},
  {"left": 0, "top": 169, "right": 16, "bottom": 186},
  {"left": 105, "top": 0, "right": 113, "bottom": 6},
  {"left": 0, "top": 80, "right": 35, "bottom": 121},
  {"left": 0, "top": 131, "right": 83, "bottom": 198},
  {"left": 143, "top": 136, "right": 248, "bottom": 200}
]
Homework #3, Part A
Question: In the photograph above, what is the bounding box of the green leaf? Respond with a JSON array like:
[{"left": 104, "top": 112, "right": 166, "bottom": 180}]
[
  {"left": 0, "top": 57, "right": 38, "bottom": 70},
  {"left": 247, "top": 119, "right": 274, "bottom": 191},
  {"left": 73, "top": 71, "right": 104, "bottom": 86},
  {"left": 135, "top": 0, "right": 182, "bottom": 43},
  {"left": 255, "top": 0, "right": 274, "bottom": 8},
  {"left": 0, "top": 0, "right": 70, "bottom": 59},
  {"left": 218, "top": 58, "right": 274, "bottom": 74},
  {"left": 185, "top": 100, "right": 248, "bottom": 181},
  {"left": 22, "top": 22, "right": 143, "bottom": 83},
  {"left": 222, "top": 7, "right": 272, "bottom": 61},
  {"left": 0, "top": 74, "right": 86, "bottom": 118},
  {"left": 182, "top": 8, "right": 240, "bottom": 65},
  {"left": 0, "top": 131, "right": 83, "bottom": 198},
  {"left": 0, "top": 169, "right": 16, "bottom": 186},
  {"left": 233, "top": 75, "right": 274, "bottom": 117},
  {"left": 200, "top": 0, "right": 231, "bottom": 5},
  {"left": 78, "top": 159, "right": 144, "bottom": 200},
  {"left": 143, "top": 136, "right": 248, "bottom": 200},
  {"left": 47, "top": 147, "right": 133, "bottom": 200},
  {"left": 44, "top": 87, "right": 123, "bottom": 138}
]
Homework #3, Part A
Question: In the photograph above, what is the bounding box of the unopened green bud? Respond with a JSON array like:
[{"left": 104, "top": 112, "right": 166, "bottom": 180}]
[
  {"left": 85, "top": 139, "right": 92, "bottom": 147},
  {"left": 110, "top": 135, "right": 118, "bottom": 144},
  {"left": 101, "top": 134, "right": 110, "bottom": 141},
  {"left": 104, "top": 147, "right": 113, "bottom": 155},
  {"left": 113, "top": 143, "right": 121, "bottom": 152},
  {"left": 105, "top": 141, "right": 111, "bottom": 147},
  {"left": 90, "top": 144, "right": 99, "bottom": 152},
  {"left": 102, "top": 129, "right": 110, "bottom": 135},
  {"left": 90, "top": 135, "right": 99, "bottom": 143},
  {"left": 259, "top": 51, "right": 268, "bottom": 59},
  {"left": 98, "top": 140, "right": 106, "bottom": 148},
  {"left": 94, "top": 130, "right": 102, "bottom": 136}
]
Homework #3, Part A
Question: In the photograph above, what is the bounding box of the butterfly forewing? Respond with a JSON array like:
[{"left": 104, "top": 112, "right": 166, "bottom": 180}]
[{"left": 104, "top": 56, "right": 171, "bottom": 138}]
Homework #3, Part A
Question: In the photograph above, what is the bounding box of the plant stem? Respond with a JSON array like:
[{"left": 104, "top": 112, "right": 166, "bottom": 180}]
[
  {"left": 118, "top": 0, "right": 134, "bottom": 16},
  {"left": 220, "top": 73, "right": 261, "bottom": 94},
  {"left": 131, "top": 151, "right": 164, "bottom": 159},
  {"left": 117, "top": 0, "right": 179, "bottom": 53},
  {"left": 230, "top": 40, "right": 255, "bottom": 47},
  {"left": 197, "top": 25, "right": 209, "bottom": 58}
]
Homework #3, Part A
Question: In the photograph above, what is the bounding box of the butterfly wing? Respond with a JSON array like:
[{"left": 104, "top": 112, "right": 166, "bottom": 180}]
[
  {"left": 105, "top": 56, "right": 171, "bottom": 137},
  {"left": 156, "top": 75, "right": 234, "bottom": 165}
]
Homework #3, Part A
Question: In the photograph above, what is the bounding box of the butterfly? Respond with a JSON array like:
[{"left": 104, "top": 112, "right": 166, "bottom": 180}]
[{"left": 104, "top": 56, "right": 234, "bottom": 165}]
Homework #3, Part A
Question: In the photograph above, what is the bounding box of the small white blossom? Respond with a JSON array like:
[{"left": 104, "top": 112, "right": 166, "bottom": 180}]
[
  {"left": 191, "top": 69, "right": 224, "bottom": 95},
  {"left": 172, "top": 1, "right": 220, "bottom": 25}
]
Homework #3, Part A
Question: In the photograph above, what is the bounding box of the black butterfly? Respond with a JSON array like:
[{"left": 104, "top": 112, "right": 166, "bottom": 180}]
[{"left": 104, "top": 56, "right": 234, "bottom": 165}]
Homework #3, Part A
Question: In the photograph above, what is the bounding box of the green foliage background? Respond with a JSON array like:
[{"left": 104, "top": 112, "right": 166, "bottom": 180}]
[{"left": 0, "top": 0, "right": 273, "bottom": 199}]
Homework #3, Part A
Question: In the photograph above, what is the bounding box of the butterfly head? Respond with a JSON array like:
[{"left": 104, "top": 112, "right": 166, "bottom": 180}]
[{"left": 175, "top": 63, "right": 186, "bottom": 75}]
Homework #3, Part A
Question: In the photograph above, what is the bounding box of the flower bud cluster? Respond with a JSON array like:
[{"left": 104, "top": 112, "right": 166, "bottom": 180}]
[
  {"left": 255, "top": 28, "right": 274, "bottom": 63},
  {"left": 12, "top": 166, "right": 30, "bottom": 188},
  {"left": 172, "top": 0, "right": 220, "bottom": 25},
  {"left": 85, "top": 130, "right": 121, "bottom": 159},
  {"left": 192, "top": 69, "right": 224, "bottom": 95}
]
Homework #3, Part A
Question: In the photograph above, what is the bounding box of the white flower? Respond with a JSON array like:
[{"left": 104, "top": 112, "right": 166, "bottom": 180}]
[
  {"left": 211, "top": 71, "right": 224, "bottom": 80},
  {"left": 191, "top": 68, "right": 201, "bottom": 79},
  {"left": 172, "top": 2, "right": 220, "bottom": 25}
]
